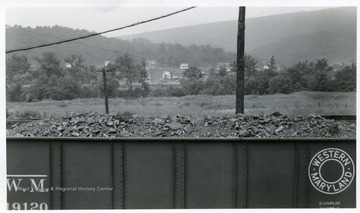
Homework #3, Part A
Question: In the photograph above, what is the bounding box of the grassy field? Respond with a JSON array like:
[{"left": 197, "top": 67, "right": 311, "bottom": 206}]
[{"left": 6, "top": 91, "right": 356, "bottom": 118}]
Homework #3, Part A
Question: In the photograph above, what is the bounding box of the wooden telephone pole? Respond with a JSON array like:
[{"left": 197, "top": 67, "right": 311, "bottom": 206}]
[
  {"left": 102, "top": 68, "right": 109, "bottom": 114},
  {"left": 102, "top": 62, "right": 110, "bottom": 114},
  {"left": 236, "top": 7, "right": 246, "bottom": 114}
]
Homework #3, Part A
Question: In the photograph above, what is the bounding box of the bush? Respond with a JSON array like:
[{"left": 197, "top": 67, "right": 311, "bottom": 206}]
[
  {"left": 133, "top": 88, "right": 144, "bottom": 98},
  {"left": 220, "top": 75, "right": 236, "bottom": 94},
  {"left": 267, "top": 74, "right": 292, "bottom": 94},
  {"left": 7, "top": 84, "right": 23, "bottom": 102},
  {"left": 96, "top": 78, "right": 119, "bottom": 98},
  {"left": 334, "top": 63, "right": 356, "bottom": 92},
  {"left": 201, "top": 78, "right": 225, "bottom": 95},
  {"left": 79, "top": 85, "right": 98, "bottom": 98},
  {"left": 180, "top": 79, "right": 204, "bottom": 95},
  {"left": 168, "top": 87, "right": 186, "bottom": 97},
  {"left": 150, "top": 88, "right": 168, "bottom": 97},
  {"left": 149, "top": 86, "right": 185, "bottom": 97},
  {"left": 51, "top": 75, "right": 81, "bottom": 100}
]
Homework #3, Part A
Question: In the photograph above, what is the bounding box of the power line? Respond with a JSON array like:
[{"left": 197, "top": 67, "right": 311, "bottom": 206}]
[
  {"left": 6, "top": 7, "right": 196, "bottom": 54},
  {"left": 10, "top": 27, "right": 131, "bottom": 56}
]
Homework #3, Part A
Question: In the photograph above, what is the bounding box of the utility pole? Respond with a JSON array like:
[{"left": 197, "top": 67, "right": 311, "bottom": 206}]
[
  {"left": 236, "top": 7, "right": 246, "bottom": 114},
  {"left": 102, "top": 63, "right": 110, "bottom": 114}
]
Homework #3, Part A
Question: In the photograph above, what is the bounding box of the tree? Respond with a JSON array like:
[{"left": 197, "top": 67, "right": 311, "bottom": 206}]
[
  {"left": 138, "top": 60, "right": 150, "bottom": 97},
  {"left": 250, "top": 56, "right": 279, "bottom": 95},
  {"left": 268, "top": 73, "right": 292, "bottom": 94},
  {"left": 217, "top": 66, "right": 227, "bottom": 77},
  {"left": 334, "top": 63, "right": 356, "bottom": 91},
  {"left": 183, "top": 66, "right": 203, "bottom": 79},
  {"left": 208, "top": 66, "right": 216, "bottom": 78},
  {"left": 32, "top": 52, "right": 64, "bottom": 100},
  {"left": 263, "top": 56, "right": 278, "bottom": 79},
  {"left": 64, "top": 54, "right": 86, "bottom": 82},
  {"left": 286, "top": 61, "right": 312, "bottom": 91},
  {"left": 32, "top": 52, "right": 83, "bottom": 100},
  {"left": 201, "top": 78, "right": 225, "bottom": 95},
  {"left": 96, "top": 70, "right": 119, "bottom": 98},
  {"left": 64, "top": 54, "right": 85, "bottom": 69},
  {"left": 311, "top": 59, "right": 333, "bottom": 91},
  {"left": 244, "top": 55, "right": 258, "bottom": 77},
  {"left": 6, "top": 54, "right": 32, "bottom": 84},
  {"left": 180, "top": 79, "right": 204, "bottom": 95},
  {"left": 220, "top": 75, "right": 236, "bottom": 94},
  {"left": 181, "top": 66, "right": 204, "bottom": 95},
  {"left": 254, "top": 72, "right": 269, "bottom": 95},
  {"left": 230, "top": 55, "right": 259, "bottom": 94},
  {"left": 244, "top": 75, "right": 259, "bottom": 95},
  {"left": 51, "top": 74, "right": 81, "bottom": 100},
  {"left": 115, "top": 54, "right": 139, "bottom": 95},
  {"left": 6, "top": 54, "right": 32, "bottom": 101},
  {"left": 267, "top": 56, "right": 277, "bottom": 72},
  {"left": 31, "top": 73, "right": 52, "bottom": 100},
  {"left": 231, "top": 54, "right": 258, "bottom": 76},
  {"left": 35, "top": 52, "right": 62, "bottom": 77}
]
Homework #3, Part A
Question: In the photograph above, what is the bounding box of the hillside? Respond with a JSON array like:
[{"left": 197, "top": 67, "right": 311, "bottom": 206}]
[
  {"left": 6, "top": 26, "right": 234, "bottom": 67},
  {"left": 6, "top": 7, "right": 356, "bottom": 67},
  {"left": 119, "top": 7, "right": 356, "bottom": 65}
]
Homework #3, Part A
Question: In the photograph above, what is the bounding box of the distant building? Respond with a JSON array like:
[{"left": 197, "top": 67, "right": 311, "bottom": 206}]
[
  {"left": 332, "top": 62, "right": 346, "bottom": 71},
  {"left": 162, "top": 71, "right": 172, "bottom": 79},
  {"left": 180, "top": 63, "right": 189, "bottom": 70},
  {"left": 145, "top": 67, "right": 182, "bottom": 85},
  {"left": 263, "top": 64, "right": 282, "bottom": 72},
  {"left": 216, "top": 63, "right": 232, "bottom": 72},
  {"left": 146, "top": 60, "right": 157, "bottom": 70},
  {"left": 65, "top": 63, "right": 72, "bottom": 68},
  {"left": 263, "top": 64, "right": 270, "bottom": 70}
]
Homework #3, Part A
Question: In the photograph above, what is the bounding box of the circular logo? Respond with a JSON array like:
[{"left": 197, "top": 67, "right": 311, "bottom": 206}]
[{"left": 308, "top": 148, "right": 355, "bottom": 194}]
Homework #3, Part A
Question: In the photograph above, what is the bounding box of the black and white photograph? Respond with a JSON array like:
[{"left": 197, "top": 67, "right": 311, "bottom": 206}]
[{"left": 2, "top": 0, "right": 358, "bottom": 211}]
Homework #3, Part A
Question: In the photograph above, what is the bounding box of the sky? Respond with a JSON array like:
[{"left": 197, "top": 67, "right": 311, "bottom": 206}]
[{"left": 5, "top": 6, "right": 336, "bottom": 37}]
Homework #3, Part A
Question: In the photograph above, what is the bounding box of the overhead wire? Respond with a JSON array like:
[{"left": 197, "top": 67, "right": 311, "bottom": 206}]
[
  {"left": 9, "top": 27, "right": 135, "bottom": 56},
  {"left": 6, "top": 7, "right": 196, "bottom": 54}
]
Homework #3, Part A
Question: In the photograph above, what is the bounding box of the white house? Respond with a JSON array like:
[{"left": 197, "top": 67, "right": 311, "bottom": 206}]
[
  {"left": 162, "top": 71, "right": 172, "bottom": 79},
  {"left": 180, "top": 63, "right": 189, "bottom": 70}
]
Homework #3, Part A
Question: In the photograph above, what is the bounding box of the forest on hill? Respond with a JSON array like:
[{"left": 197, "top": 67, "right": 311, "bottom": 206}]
[
  {"left": 119, "top": 7, "right": 356, "bottom": 66},
  {"left": 6, "top": 7, "right": 356, "bottom": 67},
  {"left": 6, "top": 25, "right": 234, "bottom": 67}
]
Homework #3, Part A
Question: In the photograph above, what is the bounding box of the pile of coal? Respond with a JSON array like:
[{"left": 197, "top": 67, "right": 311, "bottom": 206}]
[{"left": 6, "top": 112, "right": 356, "bottom": 138}]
